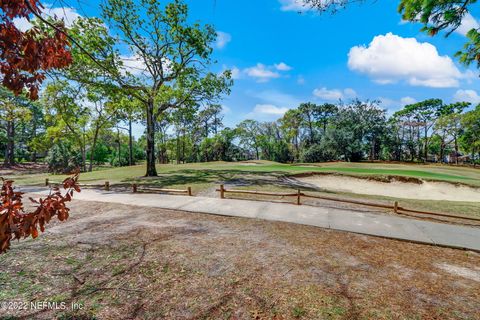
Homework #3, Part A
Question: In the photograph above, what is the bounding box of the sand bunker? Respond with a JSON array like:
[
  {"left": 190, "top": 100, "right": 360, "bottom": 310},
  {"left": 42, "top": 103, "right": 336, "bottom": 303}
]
[{"left": 297, "top": 174, "right": 480, "bottom": 202}]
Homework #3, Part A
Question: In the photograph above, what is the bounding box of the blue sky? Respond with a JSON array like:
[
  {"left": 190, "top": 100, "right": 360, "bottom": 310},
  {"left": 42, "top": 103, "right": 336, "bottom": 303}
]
[
  {"left": 16, "top": 0, "right": 480, "bottom": 134},
  {"left": 189, "top": 0, "right": 480, "bottom": 127}
]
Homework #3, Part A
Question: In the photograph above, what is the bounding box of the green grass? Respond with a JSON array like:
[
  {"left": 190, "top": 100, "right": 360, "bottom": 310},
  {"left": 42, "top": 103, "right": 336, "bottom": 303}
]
[
  {"left": 9, "top": 160, "right": 480, "bottom": 187},
  {"left": 8, "top": 160, "right": 480, "bottom": 217}
]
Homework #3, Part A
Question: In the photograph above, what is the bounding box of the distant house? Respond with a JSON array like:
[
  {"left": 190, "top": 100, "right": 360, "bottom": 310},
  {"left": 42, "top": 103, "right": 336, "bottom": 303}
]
[{"left": 445, "top": 152, "right": 471, "bottom": 164}]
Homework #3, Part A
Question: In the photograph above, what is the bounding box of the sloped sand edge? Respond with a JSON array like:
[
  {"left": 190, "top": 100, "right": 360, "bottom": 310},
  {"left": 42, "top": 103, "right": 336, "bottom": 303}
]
[{"left": 295, "top": 173, "right": 480, "bottom": 202}]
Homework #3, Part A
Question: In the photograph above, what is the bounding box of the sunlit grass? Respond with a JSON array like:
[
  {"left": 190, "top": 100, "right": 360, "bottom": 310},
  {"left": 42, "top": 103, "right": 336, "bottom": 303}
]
[{"left": 10, "top": 160, "right": 480, "bottom": 187}]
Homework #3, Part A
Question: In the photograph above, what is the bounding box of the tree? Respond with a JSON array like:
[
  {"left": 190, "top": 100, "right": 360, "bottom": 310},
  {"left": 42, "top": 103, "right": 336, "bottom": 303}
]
[
  {"left": 172, "top": 105, "right": 196, "bottom": 163},
  {"left": 84, "top": 89, "right": 119, "bottom": 172},
  {"left": 435, "top": 102, "right": 470, "bottom": 163},
  {"left": 198, "top": 104, "right": 224, "bottom": 138},
  {"left": 317, "top": 103, "right": 338, "bottom": 135},
  {"left": 0, "top": 0, "right": 72, "bottom": 99},
  {"left": 280, "top": 109, "right": 302, "bottom": 161},
  {"left": 298, "top": 102, "right": 319, "bottom": 145},
  {"left": 328, "top": 100, "right": 386, "bottom": 161},
  {"left": 0, "top": 87, "right": 32, "bottom": 165},
  {"left": 43, "top": 81, "right": 90, "bottom": 171},
  {"left": 460, "top": 105, "right": 480, "bottom": 165},
  {"left": 236, "top": 120, "right": 261, "bottom": 160},
  {"left": 116, "top": 96, "right": 142, "bottom": 166},
  {"left": 83, "top": 0, "right": 232, "bottom": 176},
  {"left": 396, "top": 99, "right": 443, "bottom": 161}
]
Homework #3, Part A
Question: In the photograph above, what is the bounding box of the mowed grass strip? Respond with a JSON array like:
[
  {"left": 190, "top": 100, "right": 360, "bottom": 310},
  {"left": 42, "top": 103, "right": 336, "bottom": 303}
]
[{"left": 10, "top": 161, "right": 480, "bottom": 187}]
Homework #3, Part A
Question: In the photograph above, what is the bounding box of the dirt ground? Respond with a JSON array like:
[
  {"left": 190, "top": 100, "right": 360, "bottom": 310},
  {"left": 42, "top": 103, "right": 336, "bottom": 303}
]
[
  {"left": 0, "top": 163, "right": 49, "bottom": 176},
  {"left": 297, "top": 174, "right": 480, "bottom": 202},
  {"left": 1, "top": 199, "right": 479, "bottom": 320}
]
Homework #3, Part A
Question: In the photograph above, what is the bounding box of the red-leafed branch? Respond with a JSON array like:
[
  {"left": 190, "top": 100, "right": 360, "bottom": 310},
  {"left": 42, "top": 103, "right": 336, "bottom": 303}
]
[
  {"left": 0, "top": 172, "right": 80, "bottom": 254},
  {"left": 0, "top": 0, "right": 72, "bottom": 99}
]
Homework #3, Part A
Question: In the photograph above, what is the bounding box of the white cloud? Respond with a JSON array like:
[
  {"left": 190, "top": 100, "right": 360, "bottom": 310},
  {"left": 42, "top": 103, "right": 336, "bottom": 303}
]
[
  {"left": 220, "top": 65, "right": 241, "bottom": 79},
  {"left": 47, "top": 7, "right": 81, "bottom": 27},
  {"left": 313, "top": 87, "right": 357, "bottom": 101},
  {"left": 120, "top": 54, "right": 147, "bottom": 76},
  {"left": 279, "top": 0, "right": 308, "bottom": 12},
  {"left": 249, "top": 89, "right": 302, "bottom": 108},
  {"left": 400, "top": 96, "right": 417, "bottom": 105},
  {"left": 245, "top": 90, "right": 302, "bottom": 120},
  {"left": 245, "top": 64, "right": 280, "bottom": 82},
  {"left": 453, "top": 89, "right": 480, "bottom": 104},
  {"left": 455, "top": 13, "right": 479, "bottom": 36},
  {"left": 244, "top": 63, "right": 281, "bottom": 82},
  {"left": 275, "top": 62, "right": 293, "bottom": 71},
  {"left": 120, "top": 54, "right": 172, "bottom": 76},
  {"left": 348, "top": 33, "right": 463, "bottom": 88},
  {"left": 230, "top": 66, "right": 241, "bottom": 79},
  {"left": 343, "top": 88, "right": 357, "bottom": 98},
  {"left": 297, "top": 76, "right": 305, "bottom": 85},
  {"left": 221, "top": 105, "right": 231, "bottom": 114},
  {"left": 215, "top": 31, "right": 232, "bottom": 49},
  {"left": 12, "top": 17, "right": 33, "bottom": 32},
  {"left": 252, "top": 104, "right": 289, "bottom": 116},
  {"left": 229, "top": 63, "right": 292, "bottom": 83},
  {"left": 247, "top": 104, "right": 290, "bottom": 120},
  {"left": 14, "top": 6, "right": 81, "bottom": 31},
  {"left": 377, "top": 96, "right": 417, "bottom": 112}
]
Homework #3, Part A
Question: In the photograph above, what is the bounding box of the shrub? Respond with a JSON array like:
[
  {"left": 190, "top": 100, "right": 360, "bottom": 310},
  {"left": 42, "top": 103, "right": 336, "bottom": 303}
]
[
  {"left": 46, "top": 143, "right": 82, "bottom": 173},
  {"left": 300, "top": 143, "right": 337, "bottom": 163}
]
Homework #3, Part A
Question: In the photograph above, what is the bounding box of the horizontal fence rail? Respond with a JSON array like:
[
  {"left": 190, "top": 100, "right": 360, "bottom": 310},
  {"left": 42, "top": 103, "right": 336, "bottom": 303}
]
[
  {"left": 131, "top": 183, "right": 192, "bottom": 196},
  {"left": 216, "top": 185, "right": 480, "bottom": 223},
  {"left": 216, "top": 184, "right": 302, "bottom": 205},
  {"left": 45, "top": 178, "right": 192, "bottom": 196},
  {"left": 42, "top": 179, "right": 480, "bottom": 223}
]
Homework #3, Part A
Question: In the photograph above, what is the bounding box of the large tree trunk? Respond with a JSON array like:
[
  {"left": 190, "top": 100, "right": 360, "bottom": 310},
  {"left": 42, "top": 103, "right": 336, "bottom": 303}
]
[
  {"left": 145, "top": 100, "right": 158, "bottom": 176},
  {"left": 4, "top": 120, "right": 15, "bottom": 166}
]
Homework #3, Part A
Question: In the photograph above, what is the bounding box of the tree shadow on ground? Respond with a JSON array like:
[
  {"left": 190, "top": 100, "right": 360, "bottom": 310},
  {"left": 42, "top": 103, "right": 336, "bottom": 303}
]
[{"left": 119, "top": 169, "right": 298, "bottom": 188}]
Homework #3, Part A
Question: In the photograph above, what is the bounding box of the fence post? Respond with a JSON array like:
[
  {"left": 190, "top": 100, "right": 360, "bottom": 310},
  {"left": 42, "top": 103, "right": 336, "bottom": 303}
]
[
  {"left": 394, "top": 201, "right": 399, "bottom": 214},
  {"left": 297, "top": 189, "right": 301, "bottom": 205},
  {"left": 105, "top": 181, "right": 110, "bottom": 191},
  {"left": 132, "top": 183, "right": 137, "bottom": 193},
  {"left": 45, "top": 178, "right": 49, "bottom": 186},
  {"left": 220, "top": 184, "right": 225, "bottom": 199},
  {"left": 187, "top": 187, "right": 192, "bottom": 196}
]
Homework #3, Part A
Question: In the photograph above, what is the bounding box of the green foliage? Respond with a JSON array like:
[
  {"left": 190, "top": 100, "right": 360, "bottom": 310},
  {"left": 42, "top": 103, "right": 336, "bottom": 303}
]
[
  {"left": 300, "top": 143, "right": 337, "bottom": 163},
  {"left": 46, "top": 143, "right": 82, "bottom": 174}
]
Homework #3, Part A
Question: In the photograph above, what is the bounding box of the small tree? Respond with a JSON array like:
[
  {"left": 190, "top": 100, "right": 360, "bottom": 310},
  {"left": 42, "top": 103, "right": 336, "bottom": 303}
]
[{"left": 67, "top": 1, "right": 232, "bottom": 176}]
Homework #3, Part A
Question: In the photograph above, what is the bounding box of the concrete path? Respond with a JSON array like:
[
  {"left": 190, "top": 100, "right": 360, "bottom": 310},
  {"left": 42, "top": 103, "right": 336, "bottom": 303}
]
[{"left": 26, "top": 187, "right": 480, "bottom": 252}]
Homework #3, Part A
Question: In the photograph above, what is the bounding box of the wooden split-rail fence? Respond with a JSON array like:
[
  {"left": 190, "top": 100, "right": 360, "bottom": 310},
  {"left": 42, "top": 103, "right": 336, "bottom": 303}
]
[
  {"left": 216, "top": 184, "right": 480, "bottom": 223},
  {"left": 44, "top": 178, "right": 480, "bottom": 223},
  {"left": 45, "top": 178, "right": 192, "bottom": 196}
]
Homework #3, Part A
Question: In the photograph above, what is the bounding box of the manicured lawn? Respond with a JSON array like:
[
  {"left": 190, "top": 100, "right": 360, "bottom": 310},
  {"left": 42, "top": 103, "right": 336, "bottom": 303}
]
[
  {"left": 8, "top": 161, "right": 480, "bottom": 218},
  {"left": 9, "top": 160, "right": 480, "bottom": 187}
]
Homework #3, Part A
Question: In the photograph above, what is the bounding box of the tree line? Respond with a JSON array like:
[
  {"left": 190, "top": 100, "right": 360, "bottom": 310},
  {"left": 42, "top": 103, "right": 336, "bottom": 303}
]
[
  {"left": 1, "top": 0, "right": 480, "bottom": 173},
  {"left": 2, "top": 87, "right": 480, "bottom": 171}
]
